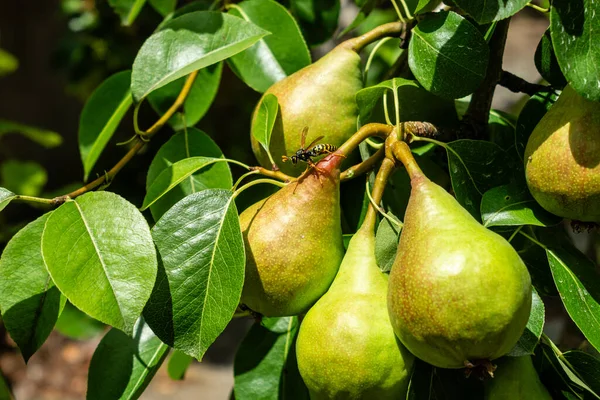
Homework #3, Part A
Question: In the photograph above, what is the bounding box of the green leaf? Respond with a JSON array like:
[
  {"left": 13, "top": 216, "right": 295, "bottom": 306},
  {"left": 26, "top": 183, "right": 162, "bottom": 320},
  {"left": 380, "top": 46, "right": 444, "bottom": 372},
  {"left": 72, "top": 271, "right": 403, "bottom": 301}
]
[
  {"left": 142, "top": 155, "right": 231, "bottom": 212},
  {"left": 442, "top": 140, "right": 509, "bottom": 220},
  {"left": 507, "top": 287, "right": 544, "bottom": 356},
  {"left": 0, "top": 48, "right": 18, "bottom": 77},
  {"left": 131, "top": 11, "right": 269, "bottom": 102},
  {"left": 108, "top": 0, "right": 147, "bottom": 26},
  {"left": 453, "top": 0, "right": 529, "bottom": 24},
  {"left": 375, "top": 217, "right": 401, "bottom": 272},
  {"left": 87, "top": 319, "right": 169, "bottom": 400},
  {"left": 563, "top": 351, "right": 600, "bottom": 395},
  {"left": 534, "top": 29, "right": 567, "bottom": 88},
  {"left": 514, "top": 90, "right": 559, "bottom": 160},
  {"left": 518, "top": 237, "right": 557, "bottom": 297},
  {"left": 42, "top": 191, "right": 157, "bottom": 335},
  {"left": 338, "top": 0, "right": 379, "bottom": 36},
  {"left": 148, "top": 63, "right": 222, "bottom": 131},
  {"left": 0, "top": 188, "right": 15, "bottom": 213},
  {"left": 149, "top": 0, "right": 176, "bottom": 16},
  {"left": 0, "top": 119, "right": 62, "bottom": 148},
  {"left": 540, "top": 339, "right": 600, "bottom": 399},
  {"left": 167, "top": 350, "right": 193, "bottom": 380},
  {"left": 408, "top": 11, "right": 489, "bottom": 99},
  {"left": 0, "top": 213, "right": 66, "bottom": 362},
  {"left": 55, "top": 302, "right": 105, "bottom": 340},
  {"left": 405, "top": 0, "right": 441, "bottom": 14},
  {"left": 0, "top": 161, "right": 47, "bottom": 197},
  {"left": 481, "top": 184, "right": 562, "bottom": 228},
  {"left": 145, "top": 129, "right": 232, "bottom": 221},
  {"left": 146, "top": 189, "right": 245, "bottom": 359},
  {"left": 251, "top": 93, "right": 279, "bottom": 156},
  {"left": 551, "top": 0, "right": 600, "bottom": 100},
  {"left": 543, "top": 242, "right": 600, "bottom": 353},
  {"left": 356, "top": 78, "right": 458, "bottom": 127},
  {"left": 79, "top": 71, "right": 133, "bottom": 181},
  {"left": 289, "top": 0, "right": 340, "bottom": 45},
  {"left": 234, "top": 317, "right": 308, "bottom": 399},
  {"left": 228, "top": 0, "right": 311, "bottom": 92}
]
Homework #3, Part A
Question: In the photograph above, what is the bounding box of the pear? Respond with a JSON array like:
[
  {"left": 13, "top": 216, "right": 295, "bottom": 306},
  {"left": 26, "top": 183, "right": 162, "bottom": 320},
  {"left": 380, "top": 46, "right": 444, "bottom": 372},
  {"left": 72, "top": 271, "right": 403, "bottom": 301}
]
[
  {"left": 484, "top": 356, "right": 551, "bottom": 399},
  {"left": 388, "top": 142, "right": 532, "bottom": 369},
  {"left": 239, "top": 155, "right": 344, "bottom": 317},
  {"left": 251, "top": 41, "right": 362, "bottom": 176},
  {"left": 524, "top": 84, "right": 600, "bottom": 222},
  {"left": 296, "top": 226, "right": 414, "bottom": 399}
]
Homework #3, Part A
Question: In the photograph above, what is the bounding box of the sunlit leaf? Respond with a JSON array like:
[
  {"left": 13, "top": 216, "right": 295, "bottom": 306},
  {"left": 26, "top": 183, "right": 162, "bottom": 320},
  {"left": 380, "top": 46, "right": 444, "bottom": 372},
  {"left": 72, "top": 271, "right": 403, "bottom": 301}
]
[{"left": 42, "top": 192, "right": 157, "bottom": 334}]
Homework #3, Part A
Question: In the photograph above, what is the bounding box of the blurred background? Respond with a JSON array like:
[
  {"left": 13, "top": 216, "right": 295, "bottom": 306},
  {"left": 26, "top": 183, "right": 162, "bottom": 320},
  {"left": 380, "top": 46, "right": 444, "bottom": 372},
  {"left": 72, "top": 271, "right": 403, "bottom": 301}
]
[{"left": 0, "top": 1, "right": 597, "bottom": 398}]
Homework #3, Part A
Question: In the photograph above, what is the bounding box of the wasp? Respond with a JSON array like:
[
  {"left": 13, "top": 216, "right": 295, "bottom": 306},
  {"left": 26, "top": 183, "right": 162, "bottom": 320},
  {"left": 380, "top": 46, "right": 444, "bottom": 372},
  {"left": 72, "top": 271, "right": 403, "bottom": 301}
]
[{"left": 281, "top": 127, "right": 338, "bottom": 169}]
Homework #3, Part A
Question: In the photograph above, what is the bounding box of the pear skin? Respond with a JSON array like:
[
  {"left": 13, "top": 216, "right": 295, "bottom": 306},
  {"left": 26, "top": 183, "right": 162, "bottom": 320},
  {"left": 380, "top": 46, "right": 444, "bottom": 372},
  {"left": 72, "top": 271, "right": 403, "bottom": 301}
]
[
  {"left": 296, "top": 228, "right": 413, "bottom": 399},
  {"left": 387, "top": 167, "right": 532, "bottom": 369},
  {"left": 484, "top": 356, "right": 551, "bottom": 399},
  {"left": 251, "top": 43, "right": 362, "bottom": 176},
  {"left": 239, "top": 156, "right": 344, "bottom": 317},
  {"left": 525, "top": 84, "right": 600, "bottom": 222}
]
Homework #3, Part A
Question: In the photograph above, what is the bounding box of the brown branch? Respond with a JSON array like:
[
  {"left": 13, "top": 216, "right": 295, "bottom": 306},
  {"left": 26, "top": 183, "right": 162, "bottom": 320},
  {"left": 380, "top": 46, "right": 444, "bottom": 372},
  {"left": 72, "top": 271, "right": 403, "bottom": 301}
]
[
  {"left": 462, "top": 19, "right": 511, "bottom": 140},
  {"left": 499, "top": 70, "right": 550, "bottom": 96},
  {"left": 54, "top": 72, "right": 200, "bottom": 205}
]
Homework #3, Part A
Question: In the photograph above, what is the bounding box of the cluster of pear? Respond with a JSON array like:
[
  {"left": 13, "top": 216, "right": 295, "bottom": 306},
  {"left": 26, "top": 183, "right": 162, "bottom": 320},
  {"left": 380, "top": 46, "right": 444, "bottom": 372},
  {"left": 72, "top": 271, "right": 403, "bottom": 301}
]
[{"left": 235, "top": 33, "right": 586, "bottom": 398}]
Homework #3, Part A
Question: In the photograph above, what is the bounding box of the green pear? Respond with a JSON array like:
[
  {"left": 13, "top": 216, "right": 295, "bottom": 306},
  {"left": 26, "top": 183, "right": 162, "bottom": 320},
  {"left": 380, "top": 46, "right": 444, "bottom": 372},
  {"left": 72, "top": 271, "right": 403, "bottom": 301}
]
[
  {"left": 251, "top": 42, "right": 362, "bottom": 176},
  {"left": 525, "top": 84, "right": 600, "bottom": 222},
  {"left": 296, "top": 227, "right": 414, "bottom": 399},
  {"left": 484, "top": 356, "right": 551, "bottom": 399},
  {"left": 239, "top": 155, "right": 344, "bottom": 317},
  {"left": 388, "top": 143, "right": 532, "bottom": 369}
]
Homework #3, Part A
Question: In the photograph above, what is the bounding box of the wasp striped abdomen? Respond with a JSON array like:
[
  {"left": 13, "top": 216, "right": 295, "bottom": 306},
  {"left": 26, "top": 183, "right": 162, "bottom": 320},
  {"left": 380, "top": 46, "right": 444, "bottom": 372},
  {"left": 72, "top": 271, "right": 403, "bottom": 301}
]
[{"left": 309, "top": 144, "right": 337, "bottom": 157}]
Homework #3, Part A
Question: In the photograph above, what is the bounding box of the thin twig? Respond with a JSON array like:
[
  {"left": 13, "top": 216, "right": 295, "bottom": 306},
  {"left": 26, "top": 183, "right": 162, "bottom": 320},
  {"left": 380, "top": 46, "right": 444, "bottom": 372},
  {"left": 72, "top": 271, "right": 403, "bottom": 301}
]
[
  {"left": 462, "top": 19, "right": 511, "bottom": 140},
  {"left": 499, "top": 70, "right": 550, "bottom": 96},
  {"left": 55, "top": 72, "right": 200, "bottom": 204}
]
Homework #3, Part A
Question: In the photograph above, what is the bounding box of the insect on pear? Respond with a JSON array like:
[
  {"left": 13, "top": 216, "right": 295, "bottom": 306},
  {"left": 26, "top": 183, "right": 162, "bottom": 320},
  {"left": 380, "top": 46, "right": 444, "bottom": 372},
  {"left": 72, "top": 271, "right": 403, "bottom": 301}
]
[{"left": 281, "top": 127, "right": 339, "bottom": 172}]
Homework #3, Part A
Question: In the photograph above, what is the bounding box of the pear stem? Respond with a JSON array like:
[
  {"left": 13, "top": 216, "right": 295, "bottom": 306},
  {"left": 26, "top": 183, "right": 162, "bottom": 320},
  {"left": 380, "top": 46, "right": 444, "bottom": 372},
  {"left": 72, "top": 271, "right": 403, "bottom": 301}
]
[
  {"left": 361, "top": 156, "right": 397, "bottom": 233},
  {"left": 391, "top": 141, "right": 423, "bottom": 180},
  {"left": 250, "top": 166, "right": 294, "bottom": 182},
  {"left": 340, "top": 147, "right": 385, "bottom": 181},
  {"left": 232, "top": 178, "right": 287, "bottom": 199},
  {"left": 336, "top": 123, "right": 394, "bottom": 158},
  {"left": 343, "top": 21, "right": 406, "bottom": 53}
]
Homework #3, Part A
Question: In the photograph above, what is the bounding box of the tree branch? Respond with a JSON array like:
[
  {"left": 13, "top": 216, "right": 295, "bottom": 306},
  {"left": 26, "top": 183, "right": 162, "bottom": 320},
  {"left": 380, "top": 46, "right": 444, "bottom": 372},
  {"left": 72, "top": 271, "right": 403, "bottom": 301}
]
[
  {"left": 498, "top": 70, "right": 550, "bottom": 96},
  {"left": 55, "top": 71, "right": 200, "bottom": 204},
  {"left": 462, "top": 19, "right": 511, "bottom": 140}
]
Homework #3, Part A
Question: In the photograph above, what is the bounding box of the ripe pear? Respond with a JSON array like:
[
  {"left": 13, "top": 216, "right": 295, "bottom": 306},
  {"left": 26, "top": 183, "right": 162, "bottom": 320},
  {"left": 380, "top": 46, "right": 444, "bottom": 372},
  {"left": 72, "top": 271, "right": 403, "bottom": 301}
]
[
  {"left": 484, "top": 356, "right": 551, "bottom": 399},
  {"left": 388, "top": 143, "right": 532, "bottom": 369},
  {"left": 296, "top": 227, "right": 414, "bottom": 399},
  {"left": 251, "top": 41, "right": 362, "bottom": 176},
  {"left": 239, "top": 155, "right": 344, "bottom": 317},
  {"left": 524, "top": 84, "right": 600, "bottom": 222}
]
